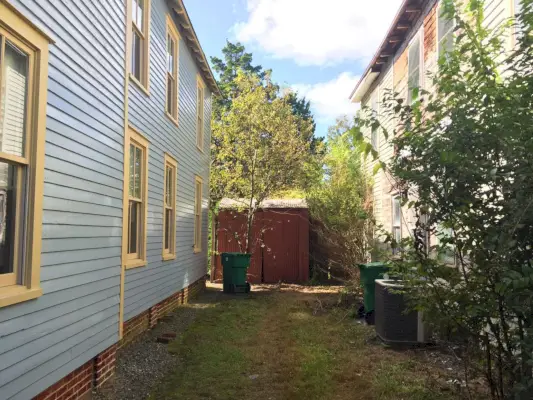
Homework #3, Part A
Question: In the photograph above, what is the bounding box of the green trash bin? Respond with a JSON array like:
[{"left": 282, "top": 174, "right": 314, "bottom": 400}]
[
  {"left": 358, "top": 262, "right": 389, "bottom": 314},
  {"left": 221, "top": 252, "right": 252, "bottom": 294}
]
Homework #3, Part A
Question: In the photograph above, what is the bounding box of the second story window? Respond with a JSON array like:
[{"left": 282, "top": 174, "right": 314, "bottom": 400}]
[
  {"left": 438, "top": 4, "right": 455, "bottom": 58},
  {"left": 371, "top": 94, "right": 379, "bottom": 151},
  {"left": 196, "top": 75, "right": 205, "bottom": 151},
  {"left": 166, "top": 16, "right": 179, "bottom": 123},
  {"left": 131, "top": 0, "right": 150, "bottom": 90},
  {"left": 407, "top": 36, "right": 421, "bottom": 104},
  {"left": 392, "top": 195, "right": 402, "bottom": 255}
]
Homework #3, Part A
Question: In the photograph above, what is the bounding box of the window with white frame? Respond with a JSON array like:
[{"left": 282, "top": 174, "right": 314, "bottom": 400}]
[
  {"left": 371, "top": 94, "right": 379, "bottom": 151},
  {"left": 196, "top": 76, "right": 205, "bottom": 151},
  {"left": 438, "top": 3, "right": 455, "bottom": 58},
  {"left": 392, "top": 195, "right": 402, "bottom": 254},
  {"left": 407, "top": 36, "right": 421, "bottom": 104}
]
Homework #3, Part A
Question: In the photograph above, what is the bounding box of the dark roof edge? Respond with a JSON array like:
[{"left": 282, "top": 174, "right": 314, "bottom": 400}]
[
  {"left": 349, "top": 0, "right": 417, "bottom": 101},
  {"left": 169, "top": 0, "right": 221, "bottom": 96}
]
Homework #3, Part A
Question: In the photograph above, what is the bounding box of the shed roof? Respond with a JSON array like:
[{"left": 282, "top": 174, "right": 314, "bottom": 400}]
[
  {"left": 168, "top": 0, "right": 221, "bottom": 96},
  {"left": 219, "top": 198, "right": 308, "bottom": 209},
  {"left": 350, "top": 0, "right": 426, "bottom": 103}
]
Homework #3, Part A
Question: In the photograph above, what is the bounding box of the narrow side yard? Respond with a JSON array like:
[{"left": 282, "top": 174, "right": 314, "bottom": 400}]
[{"left": 148, "top": 284, "right": 465, "bottom": 400}]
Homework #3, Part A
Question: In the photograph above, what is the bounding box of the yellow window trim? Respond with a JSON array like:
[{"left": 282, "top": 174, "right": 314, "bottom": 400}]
[
  {"left": 162, "top": 153, "right": 177, "bottom": 260},
  {"left": 196, "top": 74, "right": 205, "bottom": 153},
  {"left": 165, "top": 15, "right": 180, "bottom": 125},
  {"left": 193, "top": 175, "right": 203, "bottom": 253},
  {"left": 128, "top": 0, "right": 151, "bottom": 93},
  {"left": 0, "top": 0, "right": 51, "bottom": 308},
  {"left": 122, "top": 125, "right": 149, "bottom": 270}
]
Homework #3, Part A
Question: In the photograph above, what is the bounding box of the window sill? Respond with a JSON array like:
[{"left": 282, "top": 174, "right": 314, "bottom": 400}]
[
  {"left": 125, "top": 259, "right": 147, "bottom": 270},
  {"left": 162, "top": 253, "right": 176, "bottom": 261},
  {"left": 165, "top": 112, "right": 179, "bottom": 128},
  {"left": 196, "top": 144, "right": 204, "bottom": 153},
  {"left": 129, "top": 74, "right": 150, "bottom": 96},
  {"left": 0, "top": 286, "right": 42, "bottom": 308},
  {"left": 193, "top": 247, "right": 202, "bottom": 254}
]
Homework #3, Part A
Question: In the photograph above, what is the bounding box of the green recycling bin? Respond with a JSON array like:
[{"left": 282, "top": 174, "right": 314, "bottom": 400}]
[
  {"left": 221, "top": 252, "right": 251, "bottom": 294},
  {"left": 358, "top": 262, "right": 389, "bottom": 313}
]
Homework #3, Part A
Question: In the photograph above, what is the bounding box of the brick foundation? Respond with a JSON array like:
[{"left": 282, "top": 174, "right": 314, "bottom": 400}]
[
  {"left": 120, "top": 276, "right": 206, "bottom": 348},
  {"left": 32, "top": 276, "right": 206, "bottom": 400},
  {"left": 119, "top": 310, "right": 149, "bottom": 349},
  {"left": 32, "top": 349, "right": 106, "bottom": 400},
  {"left": 94, "top": 344, "right": 117, "bottom": 388}
]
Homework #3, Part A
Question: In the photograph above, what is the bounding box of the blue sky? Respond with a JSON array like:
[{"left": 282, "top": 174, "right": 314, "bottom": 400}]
[{"left": 184, "top": 0, "right": 402, "bottom": 137}]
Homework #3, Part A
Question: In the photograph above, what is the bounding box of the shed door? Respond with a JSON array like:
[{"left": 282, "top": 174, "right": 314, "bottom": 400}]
[{"left": 263, "top": 210, "right": 300, "bottom": 283}]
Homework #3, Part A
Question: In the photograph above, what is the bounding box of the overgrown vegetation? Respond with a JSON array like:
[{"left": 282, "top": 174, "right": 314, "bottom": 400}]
[
  {"left": 151, "top": 287, "right": 461, "bottom": 400},
  {"left": 355, "top": 0, "right": 533, "bottom": 397},
  {"left": 307, "top": 117, "right": 373, "bottom": 285},
  {"left": 209, "top": 42, "right": 318, "bottom": 255}
]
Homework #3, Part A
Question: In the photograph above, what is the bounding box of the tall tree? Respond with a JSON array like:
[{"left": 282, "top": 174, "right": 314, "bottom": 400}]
[
  {"left": 210, "top": 41, "right": 269, "bottom": 116},
  {"left": 212, "top": 72, "right": 311, "bottom": 253},
  {"left": 286, "top": 91, "right": 323, "bottom": 155}
]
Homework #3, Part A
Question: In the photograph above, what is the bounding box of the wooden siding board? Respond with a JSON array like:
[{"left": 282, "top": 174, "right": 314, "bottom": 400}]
[
  {"left": 0, "top": 297, "right": 118, "bottom": 359},
  {"left": 0, "top": 287, "right": 118, "bottom": 338},
  {"left": 123, "top": 0, "right": 211, "bottom": 321},
  {"left": 0, "top": 0, "right": 125, "bottom": 398},
  {"left": 7, "top": 328, "right": 118, "bottom": 400},
  {"left": 0, "top": 280, "right": 118, "bottom": 324},
  {"left": 0, "top": 309, "right": 118, "bottom": 389},
  {"left": 44, "top": 170, "right": 123, "bottom": 201},
  {"left": 44, "top": 183, "right": 123, "bottom": 209},
  {"left": 11, "top": 333, "right": 117, "bottom": 400}
]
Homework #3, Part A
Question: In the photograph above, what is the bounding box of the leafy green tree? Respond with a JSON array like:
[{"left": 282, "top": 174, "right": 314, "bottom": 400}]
[
  {"left": 212, "top": 72, "right": 311, "bottom": 253},
  {"left": 354, "top": 0, "right": 533, "bottom": 397},
  {"left": 307, "top": 117, "right": 373, "bottom": 283},
  {"left": 286, "top": 91, "right": 324, "bottom": 155},
  {"left": 210, "top": 41, "right": 270, "bottom": 117}
]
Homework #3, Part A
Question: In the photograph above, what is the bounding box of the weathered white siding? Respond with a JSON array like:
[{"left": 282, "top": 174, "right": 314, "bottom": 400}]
[{"left": 363, "top": 0, "right": 515, "bottom": 245}]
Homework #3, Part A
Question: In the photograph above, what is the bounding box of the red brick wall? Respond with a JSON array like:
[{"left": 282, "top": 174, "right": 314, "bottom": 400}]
[
  {"left": 33, "top": 276, "right": 206, "bottom": 400},
  {"left": 33, "top": 355, "right": 95, "bottom": 400},
  {"left": 424, "top": 4, "right": 437, "bottom": 61},
  {"left": 148, "top": 291, "right": 183, "bottom": 328},
  {"left": 94, "top": 344, "right": 117, "bottom": 388},
  {"left": 119, "top": 276, "right": 206, "bottom": 347},
  {"left": 119, "top": 310, "right": 149, "bottom": 349}
]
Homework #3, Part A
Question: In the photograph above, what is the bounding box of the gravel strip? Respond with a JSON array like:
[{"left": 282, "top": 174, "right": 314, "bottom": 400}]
[{"left": 93, "top": 306, "right": 198, "bottom": 400}]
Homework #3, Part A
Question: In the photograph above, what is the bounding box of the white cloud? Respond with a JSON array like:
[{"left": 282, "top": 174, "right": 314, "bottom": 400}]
[
  {"left": 233, "top": 0, "right": 402, "bottom": 66},
  {"left": 291, "top": 72, "right": 360, "bottom": 124}
]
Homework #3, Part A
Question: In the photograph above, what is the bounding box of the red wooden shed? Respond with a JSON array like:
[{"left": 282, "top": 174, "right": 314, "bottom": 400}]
[{"left": 212, "top": 199, "right": 310, "bottom": 284}]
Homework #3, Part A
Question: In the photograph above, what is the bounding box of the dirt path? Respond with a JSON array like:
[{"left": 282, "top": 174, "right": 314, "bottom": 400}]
[{"left": 146, "top": 283, "right": 465, "bottom": 400}]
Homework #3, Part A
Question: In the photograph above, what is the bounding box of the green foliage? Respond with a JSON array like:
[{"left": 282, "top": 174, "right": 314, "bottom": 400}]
[
  {"left": 210, "top": 41, "right": 270, "bottom": 116},
  {"left": 307, "top": 117, "right": 373, "bottom": 283},
  {"left": 354, "top": 0, "right": 533, "bottom": 398},
  {"left": 212, "top": 72, "right": 311, "bottom": 253}
]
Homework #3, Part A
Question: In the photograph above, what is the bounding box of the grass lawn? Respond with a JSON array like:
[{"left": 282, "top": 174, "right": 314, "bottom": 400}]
[{"left": 150, "top": 284, "right": 463, "bottom": 400}]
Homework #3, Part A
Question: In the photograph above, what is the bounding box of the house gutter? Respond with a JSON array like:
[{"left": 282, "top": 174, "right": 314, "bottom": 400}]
[
  {"left": 348, "top": 0, "right": 414, "bottom": 103},
  {"left": 168, "top": 0, "right": 221, "bottom": 96}
]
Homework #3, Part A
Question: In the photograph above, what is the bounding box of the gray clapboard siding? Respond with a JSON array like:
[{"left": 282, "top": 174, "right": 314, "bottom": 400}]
[
  {"left": 123, "top": 0, "right": 211, "bottom": 322},
  {"left": 0, "top": 0, "right": 125, "bottom": 398},
  {"left": 0, "top": 0, "right": 212, "bottom": 397}
]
